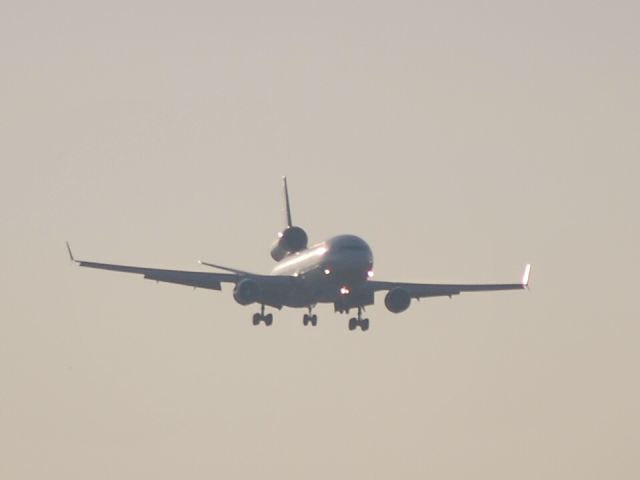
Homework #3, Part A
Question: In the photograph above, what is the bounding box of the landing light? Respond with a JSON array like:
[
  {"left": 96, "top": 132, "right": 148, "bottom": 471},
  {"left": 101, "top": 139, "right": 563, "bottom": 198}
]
[
  {"left": 324, "top": 268, "right": 331, "bottom": 275},
  {"left": 367, "top": 270, "right": 375, "bottom": 278},
  {"left": 340, "top": 286, "right": 350, "bottom": 295}
]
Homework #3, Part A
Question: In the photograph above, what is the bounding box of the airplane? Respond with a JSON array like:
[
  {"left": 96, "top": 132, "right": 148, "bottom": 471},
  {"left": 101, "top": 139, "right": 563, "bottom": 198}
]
[{"left": 66, "top": 178, "right": 531, "bottom": 331}]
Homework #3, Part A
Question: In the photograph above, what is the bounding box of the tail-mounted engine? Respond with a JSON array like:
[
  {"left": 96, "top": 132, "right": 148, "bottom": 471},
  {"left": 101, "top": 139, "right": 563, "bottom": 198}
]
[{"left": 270, "top": 226, "right": 308, "bottom": 261}]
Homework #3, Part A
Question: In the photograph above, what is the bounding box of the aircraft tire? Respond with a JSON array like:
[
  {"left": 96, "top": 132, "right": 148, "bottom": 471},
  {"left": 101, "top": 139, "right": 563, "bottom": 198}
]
[
  {"left": 265, "top": 313, "right": 273, "bottom": 326},
  {"left": 252, "top": 313, "right": 261, "bottom": 326},
  {"left": 348, "top": 318, "right": 357, "bottom": 331},
  {"left": 311, "top": 315, "right": 318, "bottom": 326},
  {"left": 361, "top": 318, "right": 370, "bottom": 331}
]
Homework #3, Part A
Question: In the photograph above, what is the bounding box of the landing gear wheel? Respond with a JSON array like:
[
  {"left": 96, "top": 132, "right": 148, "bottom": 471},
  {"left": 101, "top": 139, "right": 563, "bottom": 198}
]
[
  {"left": 252, "top": 305, "right": 272, "bottom": 326},
  {"left": 348, "top": 317, "right": 357, "bottom": 331},
  {"left": 348, "top": 307, "right": 370, "bottom": 331},
  {"left": 303, "top": 307, "right": 318, "bottom": 327}
]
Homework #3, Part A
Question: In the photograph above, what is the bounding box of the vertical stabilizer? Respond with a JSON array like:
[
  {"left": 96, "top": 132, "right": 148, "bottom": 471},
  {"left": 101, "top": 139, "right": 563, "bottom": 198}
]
[
  {"left": 283, "top": 176, "right": 293, "bottom": 228},
  {"left": 271, "top": 177, "right": 309, "bottom": 261}
]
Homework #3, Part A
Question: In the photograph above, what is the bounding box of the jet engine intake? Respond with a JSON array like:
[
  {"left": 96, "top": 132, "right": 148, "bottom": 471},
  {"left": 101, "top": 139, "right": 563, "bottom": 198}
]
[
  {"left": 270, "top": 226, "right": 308, "bottom": 261},
  {"left": 384, "top": 288, "right": 411, "bottom": 313},
  {"left": 233, "top": 278, "right": 260, "bottom": 305}
]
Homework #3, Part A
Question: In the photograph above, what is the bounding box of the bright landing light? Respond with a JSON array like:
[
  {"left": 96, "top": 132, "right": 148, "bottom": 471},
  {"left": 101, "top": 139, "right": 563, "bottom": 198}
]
[
  {"left": 367, "top": 270, "right": 375, "bottom": 278},
  {"left": 340, "top": 286, "right": 350, "bottom": 295},
  {"left": 324, "top": 268, "right": 331, "bottom": 275}
]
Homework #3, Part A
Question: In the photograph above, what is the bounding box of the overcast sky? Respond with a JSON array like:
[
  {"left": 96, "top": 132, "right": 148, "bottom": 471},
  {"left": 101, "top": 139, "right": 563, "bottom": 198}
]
[{"left": 1, "top": 1, "right": 639, "bottom": 479}]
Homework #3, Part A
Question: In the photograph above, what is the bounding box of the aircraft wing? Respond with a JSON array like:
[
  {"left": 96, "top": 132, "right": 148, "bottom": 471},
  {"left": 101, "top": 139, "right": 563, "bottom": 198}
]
[
  {"left": 368, "top": 264, "right": 531, "bottom": 299},
  {"left": 67, "top": 242, "right": 243, "bottom": 290}
]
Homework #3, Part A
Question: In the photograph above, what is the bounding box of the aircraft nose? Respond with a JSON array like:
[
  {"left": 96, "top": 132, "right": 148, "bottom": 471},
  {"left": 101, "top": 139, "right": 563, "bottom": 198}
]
[
  {"left": 327, "top": 250, "right": 373, "bottom": 279},
  {"left": 324, "top": 235, "right": 374, "bottom": 279}
]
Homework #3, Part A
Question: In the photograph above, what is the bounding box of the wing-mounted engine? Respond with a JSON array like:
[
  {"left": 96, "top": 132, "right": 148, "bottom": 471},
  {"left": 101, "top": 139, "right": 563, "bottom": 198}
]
[
  {"left": 270, "top": 226, "right": 308, "bottom": 261},
  {"left": 233, "top": 278, "right": 261, "bottom": 305},
  {"left": 270, "top": 177, "right": 309, "bottom": 261},
  {"left": 384, "top": 287, "right": 411, "bottom": 313}
]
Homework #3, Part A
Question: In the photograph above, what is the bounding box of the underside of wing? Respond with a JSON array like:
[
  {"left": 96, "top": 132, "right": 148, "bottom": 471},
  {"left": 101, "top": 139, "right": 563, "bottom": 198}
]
[
  {"left": 66, "top": 244, "right": 298, "bottom": 303},
  {"left": 369, "top": 264, "right": 531, "bottom": 299},
  {"left": 72, "top": 259, "right": 238, "bottom": 290}
]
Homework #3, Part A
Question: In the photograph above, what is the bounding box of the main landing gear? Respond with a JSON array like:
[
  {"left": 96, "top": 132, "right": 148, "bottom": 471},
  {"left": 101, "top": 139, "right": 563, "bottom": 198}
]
[
  {"left": 303, "top": 306, "right": 318, "bottom": 327},
  {"left": 252, "top": 304, "right": 273, "bottom": 326},
  {"left": 348, "top": 306, "right": 369, "bottom": 331}
]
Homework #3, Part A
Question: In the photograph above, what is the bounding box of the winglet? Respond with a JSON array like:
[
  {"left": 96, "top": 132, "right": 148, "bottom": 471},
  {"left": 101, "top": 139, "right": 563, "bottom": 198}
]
[
  {"left": 522, "top": 264, "right": 532, "bottom": 288},
  {"left": 66, "top": 241, "right": 77, "bottom": 263}
]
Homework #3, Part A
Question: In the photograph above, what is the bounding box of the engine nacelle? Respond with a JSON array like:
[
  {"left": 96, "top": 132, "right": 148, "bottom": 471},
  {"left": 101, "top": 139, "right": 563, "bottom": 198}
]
[
  {"left": 233, "top": 278, "right": 260, "bottom": 305},
  {"left": 384, "top": 288, "right": 411, "bottom": 313},
  {"left": 270, "top": 226, "right": 309, "bottom": 261}
]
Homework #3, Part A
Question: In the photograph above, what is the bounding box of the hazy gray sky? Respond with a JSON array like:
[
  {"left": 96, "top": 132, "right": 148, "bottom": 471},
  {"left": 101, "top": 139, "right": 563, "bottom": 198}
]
[{"left": 1, "top": 1, "right": 638, "bottom": 478}]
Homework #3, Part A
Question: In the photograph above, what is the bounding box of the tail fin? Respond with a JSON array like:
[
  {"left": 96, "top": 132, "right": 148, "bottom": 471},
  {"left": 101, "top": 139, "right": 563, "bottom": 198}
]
[
  {"left": 283, "top": 176, "right": 293, "bottom": 227},
  {"left": 271, "top": 177, "right": 309, "bottom": 261}
]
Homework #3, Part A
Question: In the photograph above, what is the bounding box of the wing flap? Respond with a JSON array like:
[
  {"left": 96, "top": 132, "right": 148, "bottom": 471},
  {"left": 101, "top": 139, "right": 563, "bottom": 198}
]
[{"left": 143, "top": 271, "right": 223, "bottom": 290}]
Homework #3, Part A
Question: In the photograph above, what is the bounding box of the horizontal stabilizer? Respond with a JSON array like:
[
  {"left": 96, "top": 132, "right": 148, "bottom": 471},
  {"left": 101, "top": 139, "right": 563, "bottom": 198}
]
[{"left": 198, "top": 260, "right": 251, "bottom": 275}]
